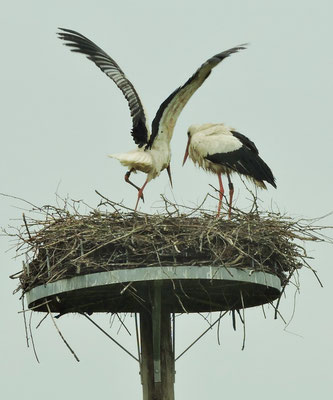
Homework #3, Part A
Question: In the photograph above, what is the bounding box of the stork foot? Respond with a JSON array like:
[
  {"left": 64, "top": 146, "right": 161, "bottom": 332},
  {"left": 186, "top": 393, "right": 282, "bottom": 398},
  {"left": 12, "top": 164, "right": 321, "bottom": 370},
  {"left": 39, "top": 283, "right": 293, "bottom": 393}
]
[
  {"left": 134, "top": 188, "right": 145, "bottom": 211},
  {"left": 133, "top": 178, "right": 149, "bottom": 212}
]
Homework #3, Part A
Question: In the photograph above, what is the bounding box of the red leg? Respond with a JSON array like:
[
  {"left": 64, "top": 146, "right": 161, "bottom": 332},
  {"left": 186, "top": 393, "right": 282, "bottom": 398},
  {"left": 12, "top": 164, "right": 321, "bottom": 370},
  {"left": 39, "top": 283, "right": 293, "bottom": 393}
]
[
  {"left": 134, "top": 178, "right": 149, "bottom": 211},
  {"left": 226, "top": 172, "right": 234, "bottom": 219},
  {"left": 217, "top": 173, "right": 224, "bottom": 218},
  {"left": 125, "top": 169, "right": 144, "bottom": 202}
]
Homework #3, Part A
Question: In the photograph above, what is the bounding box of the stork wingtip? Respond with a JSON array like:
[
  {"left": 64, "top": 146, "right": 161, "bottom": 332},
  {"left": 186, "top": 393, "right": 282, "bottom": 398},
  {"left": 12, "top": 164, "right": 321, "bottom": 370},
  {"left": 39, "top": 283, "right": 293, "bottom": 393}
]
[
  {"left": 234, "top": 43, "right": 249, "bottom": 52},
  {"left": 57, "top": 27, "right": 68, "bottom": 34},
  {"left": 57, "top": 27, "right": 82, "bottom": 39},
  {"left": 57, "top": 27, "right": 69, "bottom": 40}
]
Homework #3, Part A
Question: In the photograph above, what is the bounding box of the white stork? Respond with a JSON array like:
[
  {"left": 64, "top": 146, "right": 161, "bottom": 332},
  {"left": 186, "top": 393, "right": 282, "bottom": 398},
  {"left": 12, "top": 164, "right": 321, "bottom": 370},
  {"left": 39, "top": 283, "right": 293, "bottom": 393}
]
[
  {"left": 182, "top": 124, "right": 276, "bottom": 217},
  {"left": 58, "top": 28, "right": 246, "bottom": 210}
]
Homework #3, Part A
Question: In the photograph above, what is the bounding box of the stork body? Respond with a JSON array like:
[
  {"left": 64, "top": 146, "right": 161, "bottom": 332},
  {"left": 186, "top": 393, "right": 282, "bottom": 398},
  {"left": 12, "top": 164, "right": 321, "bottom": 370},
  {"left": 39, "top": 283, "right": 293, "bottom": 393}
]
[
  {"left": 183, "top": 124, "right": 276, "bottom": 217},
  {"left": 58, "top": 28, "right": 246, "bottom": 210},
  {"left": 111, "top": 142, "right": 171, "bottom": 208}
]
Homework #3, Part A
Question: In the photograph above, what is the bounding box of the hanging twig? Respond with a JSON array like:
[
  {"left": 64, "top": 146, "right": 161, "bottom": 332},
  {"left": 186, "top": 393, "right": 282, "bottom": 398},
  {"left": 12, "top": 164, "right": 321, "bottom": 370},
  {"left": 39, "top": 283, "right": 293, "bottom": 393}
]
[
  {"left": 284, "top": 287, "right": 299, "bottom": 331},
  {"left": 116, "top": 313, "right": 132, "bottom": 336},
  {"left": 36, "top": 313, "right": 49, "bottom": 329},
  {"left": 232, "top": 310, "right": 236, "bottom": 331},
  {"left": 274, "top": 267, "right": 296, "bottom": 320},
  {"left": 46, "top": 303, "right": 80, "bottom": 362},
  {"left": 217, "top": 311, "right": 223, "bottom": 345},
  {"left": 28, "top": 312, "right": 40, "bottom": 363},
  {"left": 21, "top": 297, "right": 29, "bottom": 348},
  {"left": 270, "top": 302, "right": 287, "bottom": 324},
  {"left": 240, "top": 291, "right": 246, "bottom": 351}
]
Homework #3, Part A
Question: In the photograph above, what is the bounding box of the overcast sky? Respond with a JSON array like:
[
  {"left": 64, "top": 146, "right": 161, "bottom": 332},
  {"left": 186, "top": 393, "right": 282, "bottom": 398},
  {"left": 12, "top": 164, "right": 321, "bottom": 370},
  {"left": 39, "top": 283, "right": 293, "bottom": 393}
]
[{"left": 1, "top": 1, "right": 332, "bottom": 399}]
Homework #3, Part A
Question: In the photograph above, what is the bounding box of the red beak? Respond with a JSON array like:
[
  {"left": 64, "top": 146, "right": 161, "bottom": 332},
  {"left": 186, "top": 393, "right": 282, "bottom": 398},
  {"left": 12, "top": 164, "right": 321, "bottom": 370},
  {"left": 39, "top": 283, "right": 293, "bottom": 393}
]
[{"left": 182, "top": 137, "right": 191, "bottom": 166}]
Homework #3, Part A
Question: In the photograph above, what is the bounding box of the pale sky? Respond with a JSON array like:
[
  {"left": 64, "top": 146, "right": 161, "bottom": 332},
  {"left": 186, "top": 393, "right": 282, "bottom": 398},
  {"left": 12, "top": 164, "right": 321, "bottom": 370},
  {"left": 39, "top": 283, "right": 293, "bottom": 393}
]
[{"left": 1, "top": 1, "right": 332, "bottom": 399}]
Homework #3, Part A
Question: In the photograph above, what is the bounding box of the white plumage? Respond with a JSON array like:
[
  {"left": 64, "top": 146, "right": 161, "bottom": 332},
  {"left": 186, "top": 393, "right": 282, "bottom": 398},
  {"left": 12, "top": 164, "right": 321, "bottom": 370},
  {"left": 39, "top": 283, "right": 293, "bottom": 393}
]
[
  {"left": 183, "top": 123, "right": 276, "bottom": 217},
  {"left": 186, "top": 124, "right": 242, "bottom": 172},
  {"left": 110, "top": 146, "right": 168, "bottom": 178},
  {"left": 58, "top": 28, "right": 246, "bottom": 210}
]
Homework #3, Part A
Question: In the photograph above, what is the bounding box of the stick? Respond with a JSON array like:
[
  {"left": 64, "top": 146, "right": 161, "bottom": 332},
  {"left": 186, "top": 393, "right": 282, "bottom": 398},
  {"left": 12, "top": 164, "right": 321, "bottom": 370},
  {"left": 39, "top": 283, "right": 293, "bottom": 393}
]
[
  {"left": 46, "top": 303, "right": 80, "bottom": 362},
  {"left": 240, "top": 291, "right": 246, "bottom": 351},
  {"left": 29, "top": 312, "right": 40, "bottom": 363},
  {"left": 22, "top": 213, "right": 32, "bottom": 240},
  {"left": 21, "top": 297, "right": 29, "bottom": 348}
]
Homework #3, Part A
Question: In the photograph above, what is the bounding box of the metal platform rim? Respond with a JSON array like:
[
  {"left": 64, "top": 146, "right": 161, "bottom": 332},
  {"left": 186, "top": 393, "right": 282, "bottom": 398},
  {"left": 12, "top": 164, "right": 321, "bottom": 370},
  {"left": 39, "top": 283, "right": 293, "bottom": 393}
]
[{"left": 26, "top": 265, "right": 281, "bottom": 307}]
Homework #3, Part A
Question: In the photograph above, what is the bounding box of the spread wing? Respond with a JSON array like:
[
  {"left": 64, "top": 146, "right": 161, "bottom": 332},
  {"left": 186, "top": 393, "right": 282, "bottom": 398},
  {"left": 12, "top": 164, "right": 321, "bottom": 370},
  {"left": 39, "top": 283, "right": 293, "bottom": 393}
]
[
  {"left": 57, "top": 28, "right": 149, "bottom": 147},
  {"left": 147, "top": 44, "right": 247, "bottom": 149}
]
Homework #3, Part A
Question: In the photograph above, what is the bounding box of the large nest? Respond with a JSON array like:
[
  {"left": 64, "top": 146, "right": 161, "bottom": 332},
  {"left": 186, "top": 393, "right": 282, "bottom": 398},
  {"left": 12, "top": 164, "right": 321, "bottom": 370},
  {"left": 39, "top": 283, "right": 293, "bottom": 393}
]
[{"left": 8, "top": 194, "right": 325, "bottom": 296}]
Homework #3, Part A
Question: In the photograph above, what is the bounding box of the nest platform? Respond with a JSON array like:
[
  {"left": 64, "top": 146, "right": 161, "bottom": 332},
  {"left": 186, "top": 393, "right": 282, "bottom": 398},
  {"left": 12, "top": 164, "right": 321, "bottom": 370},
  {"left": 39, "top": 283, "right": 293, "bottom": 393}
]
[
  {"left": 13, "top": 201, "right": 313, "bottom": 315},
  {"left": 26, "top": 265, "right": 281, "bottom": 313}
]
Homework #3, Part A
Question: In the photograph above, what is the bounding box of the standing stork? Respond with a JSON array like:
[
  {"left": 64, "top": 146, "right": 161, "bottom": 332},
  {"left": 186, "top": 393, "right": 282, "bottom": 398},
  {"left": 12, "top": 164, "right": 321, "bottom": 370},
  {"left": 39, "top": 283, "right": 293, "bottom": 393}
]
[
  {"left": 182, "top": 124, "right": 276, "bottom": 217},
  {"left": 58, "top": 28, "right": 246, "bottom": 210}
]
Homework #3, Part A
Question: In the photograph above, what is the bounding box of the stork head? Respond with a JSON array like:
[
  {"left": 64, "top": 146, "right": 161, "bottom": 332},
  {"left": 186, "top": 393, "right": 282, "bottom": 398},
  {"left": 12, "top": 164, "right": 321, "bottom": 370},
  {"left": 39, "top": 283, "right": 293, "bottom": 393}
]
[
  {"left": 183, "top": 125, "right": 203, "bottom": 165},
  {"left": 183, "top": 124, "right": 219, "bottom": 165}
]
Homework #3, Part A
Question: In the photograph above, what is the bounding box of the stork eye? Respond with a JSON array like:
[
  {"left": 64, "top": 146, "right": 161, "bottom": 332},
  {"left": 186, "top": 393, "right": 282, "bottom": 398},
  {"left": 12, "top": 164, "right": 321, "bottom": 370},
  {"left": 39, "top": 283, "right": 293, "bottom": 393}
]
[{"left": 187, "top": 131, "right": 190, "bottom": 137}]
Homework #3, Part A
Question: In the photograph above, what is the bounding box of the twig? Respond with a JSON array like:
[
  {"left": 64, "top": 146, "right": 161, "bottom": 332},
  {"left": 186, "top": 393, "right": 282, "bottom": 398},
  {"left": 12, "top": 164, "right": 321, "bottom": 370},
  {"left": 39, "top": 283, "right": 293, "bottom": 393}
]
[
  {"left": 0, "top": 192, "right": 43, "bottom": 211},
  {"left": 46, "top": 303, "right": 80, "bottom": 362},
  {"left": 270, "top": 302, "right": 287, "bottom": 324},
  {"left": 36, "top": 313, "right": 49, "bottom": 329},
  {"left": 22, "top": 213, "right": 32, "bottom": 240},
  {"left": 29, "top": 312, "right": 40, "bottom": 363},
  {"left": 274, "top": 267, "right": 296, "bottom": 320},
  {"left": 232, "top": 310, "right": 236, "bottom": 331},
  {"left": 116, "top": 313, "right": 131, "bottom": 336},
  {"left": 284, "top": 287, "right": 299, "bottom": 330},
  {"left": 21, "top": 297, "right": 29, "bottom": 348},
  {"left": 95, "top": 190, "right": 147, "bottom": 215},
  {"left": 217, "top": 311, "right": 223, "bottom": 345},
  {"left": 240, "top": 291, "right": 246, "bottom": 351}
]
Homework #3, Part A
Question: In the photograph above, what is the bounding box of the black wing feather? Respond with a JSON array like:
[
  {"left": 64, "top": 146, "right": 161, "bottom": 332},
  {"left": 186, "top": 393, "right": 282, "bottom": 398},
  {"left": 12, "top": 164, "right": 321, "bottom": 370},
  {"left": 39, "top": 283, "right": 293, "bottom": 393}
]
[
  {"left": 57, "top": 28, "right": 148, "bottom": 147},
  {"left": 206, "top": 146, "right": 276, "bottom": 188},
  {"left": 146, "top": 44, "right": 247, "bottom": 149},
  {"left": 231, "top": 131, "right": 259, "bottom": 154}
]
